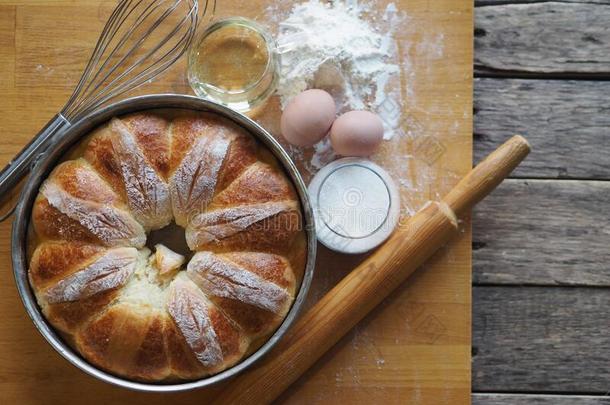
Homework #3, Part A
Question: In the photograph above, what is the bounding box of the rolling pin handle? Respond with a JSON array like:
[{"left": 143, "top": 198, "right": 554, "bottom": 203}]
[
  {"left": 0, "top": 114, "right": 71, "bottom": 222},
  {"left": 443, "top": 135, "right": 530, "bottom": 217}
]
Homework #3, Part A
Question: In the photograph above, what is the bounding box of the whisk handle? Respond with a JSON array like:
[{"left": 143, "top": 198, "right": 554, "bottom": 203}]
[{"left": 0, "top": 114, "right": 71, "bottom": 206}]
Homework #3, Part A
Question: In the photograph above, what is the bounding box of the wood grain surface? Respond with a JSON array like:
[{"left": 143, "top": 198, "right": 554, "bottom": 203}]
[
  {"left": 472, "top": 0, "right": 610, "bottom": 401},
  {"left": 473, "top": 179, "right": 610, "bottom": 286},
  {"left": 475, "top": 2, "right": 610, "bottom": 73},
  {"left": 474, "top": 78, "right": 610, "bottom": 179},
  {"left": 473, "top": 286, "right": 610, "bottom": 393},
  {"left": 473, "top": 394, "right": 610, "bottom": 404},
  {"left": 478, "top": 0, "right": 610, "bottom": 4},
  {"left": 0, "top": 0, "right": 473, "bottom": 404}
]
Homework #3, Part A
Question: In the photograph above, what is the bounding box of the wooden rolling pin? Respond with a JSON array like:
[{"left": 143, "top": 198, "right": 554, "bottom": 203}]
[{"left": 212, "top": 135, "right": 531, "bottom": 404}]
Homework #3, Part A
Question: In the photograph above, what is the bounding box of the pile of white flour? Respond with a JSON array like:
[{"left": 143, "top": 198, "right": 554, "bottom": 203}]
[{"left": 275, "top": 0, "right": 403, "bottom": 142}]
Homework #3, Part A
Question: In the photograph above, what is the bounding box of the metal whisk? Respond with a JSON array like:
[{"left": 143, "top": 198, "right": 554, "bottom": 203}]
[{"left": 0, "top": 0, "right": 215, "bottom": 220}]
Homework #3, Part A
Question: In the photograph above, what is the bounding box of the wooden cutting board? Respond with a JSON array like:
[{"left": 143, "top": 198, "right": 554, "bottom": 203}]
[{"left": 0, "top": 0, "right": 472, "bottom": 403}]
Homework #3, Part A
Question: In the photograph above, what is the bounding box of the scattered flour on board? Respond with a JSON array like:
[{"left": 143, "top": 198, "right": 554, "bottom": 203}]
[
  {"left": 275, "top": 0, "right": 401, "bottom": 130},
  {"left": 267, "top": 0, "right": 406, "bottom": 172},
  {"left": 265, "top": 0, "right": 450, "bottom": 216}
]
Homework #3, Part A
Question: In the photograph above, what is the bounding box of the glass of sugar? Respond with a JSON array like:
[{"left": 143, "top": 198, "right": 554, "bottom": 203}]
[{"left": 308, "top": 158, "right": 401, "bottom": 254}]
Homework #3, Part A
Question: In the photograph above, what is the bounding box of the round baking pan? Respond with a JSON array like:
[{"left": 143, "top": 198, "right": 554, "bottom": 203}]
[{"left": 11, "top": 94, "right": 317, "bottom": 392}]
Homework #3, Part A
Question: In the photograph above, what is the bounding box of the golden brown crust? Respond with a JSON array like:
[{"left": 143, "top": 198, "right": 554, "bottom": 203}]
[
  {"left": 44, "top": 289, "right": 119, "bottom": 334},
  {"left": 167, "top": 114, "right": 259, "bottom": 228},
  {"left": 32, "top": 179, "right": 146, "bottom": 247},
  {"left": 189, "top": 209, "right": 302, "bottom": 254},
  {"left": 215, "top": 130, "right": 258, "bottom": 192},
  {"left": 32, "top": 197, "right": 102, "bottom": 245},
  {"left": 83, "top": 118, "right": 172, "bottom": 230},
  {"left": 208, "top": 306, "right": 248, "bottom": 368},
  {"left": 78, "top": 304, "right": 163, "bottom": 380},
  {"left": 211, "top": 162, "right": 297, "bottom": 208},
  {"left": 121, "top": 113, "right": 171, "bottom": 178},
  {"left": 164, "top": 316, "right": 207, "bottom": 379},
  {"left": 83, "top": 117, "right": 172, "bottom": 201},
  {"left": 130, "top": 314, "right": 170, "bottom": 381},
  {"left": 165, "top": 276, "right": 250, "bottom": 374},
  {"left": 28, "top": 110, "right": 306, "bottom": 383},
  {"left": 189, "top": 252, "right": 295, "bottom": 338},
  {"left": 76, "top": 307, "right": 115, "bottom": 367},
  {"left": 169, "top": 114, "right": 220, "bottom": 172},
  {"left": 29, "top": 241, "right": 104, "bottom": 289},
  {"left": 224, "top": 252, "right": 296, "bottom": 291},
  {"left": 214, "top": 297, "right": 282, "bottom": 337},
  {"left": 51, "top": 160, "right": 120, "bottom": 204},
  {"left": 82, "top": 126, "right": 127, "bottom": 202},
  {"left": 31, "top": 159, "right": 125, "bottom": 244}
]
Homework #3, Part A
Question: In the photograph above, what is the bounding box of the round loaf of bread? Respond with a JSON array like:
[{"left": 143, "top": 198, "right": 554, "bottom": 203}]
[{"left": 27, "top": 111, "right": 307, "bottom": 382}]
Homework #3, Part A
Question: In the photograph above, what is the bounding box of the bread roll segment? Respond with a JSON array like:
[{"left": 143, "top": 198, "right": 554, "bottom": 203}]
[
  {"left": 108, "top": 118, "right": 172, "bottom": 230},
  {"left": 188, "top": 251, "right": 295, "bottom": 338},
  {"left": 28, "top": 111, "right": 305, "bottom": 382}
]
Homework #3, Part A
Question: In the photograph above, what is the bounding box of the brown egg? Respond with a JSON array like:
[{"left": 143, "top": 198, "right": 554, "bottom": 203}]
[
  {"left": 280, "top": 89, "right": 336, "bottom": 147},
  {"left": 330, "top": 110, "right": 384, "bottom": 156}
]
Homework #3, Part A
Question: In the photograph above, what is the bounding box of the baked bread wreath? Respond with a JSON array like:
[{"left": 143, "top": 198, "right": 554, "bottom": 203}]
[{"left": 27, "top": 111, "right": 306, "bottom": 382}]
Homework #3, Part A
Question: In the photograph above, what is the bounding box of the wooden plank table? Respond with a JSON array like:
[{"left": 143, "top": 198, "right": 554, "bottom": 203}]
[
  {"left": 472, "top": 0, "right": 610, "bottom": 403},
  {"left": 0, "top": 0, "right": 473, "bottom": 404}
]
